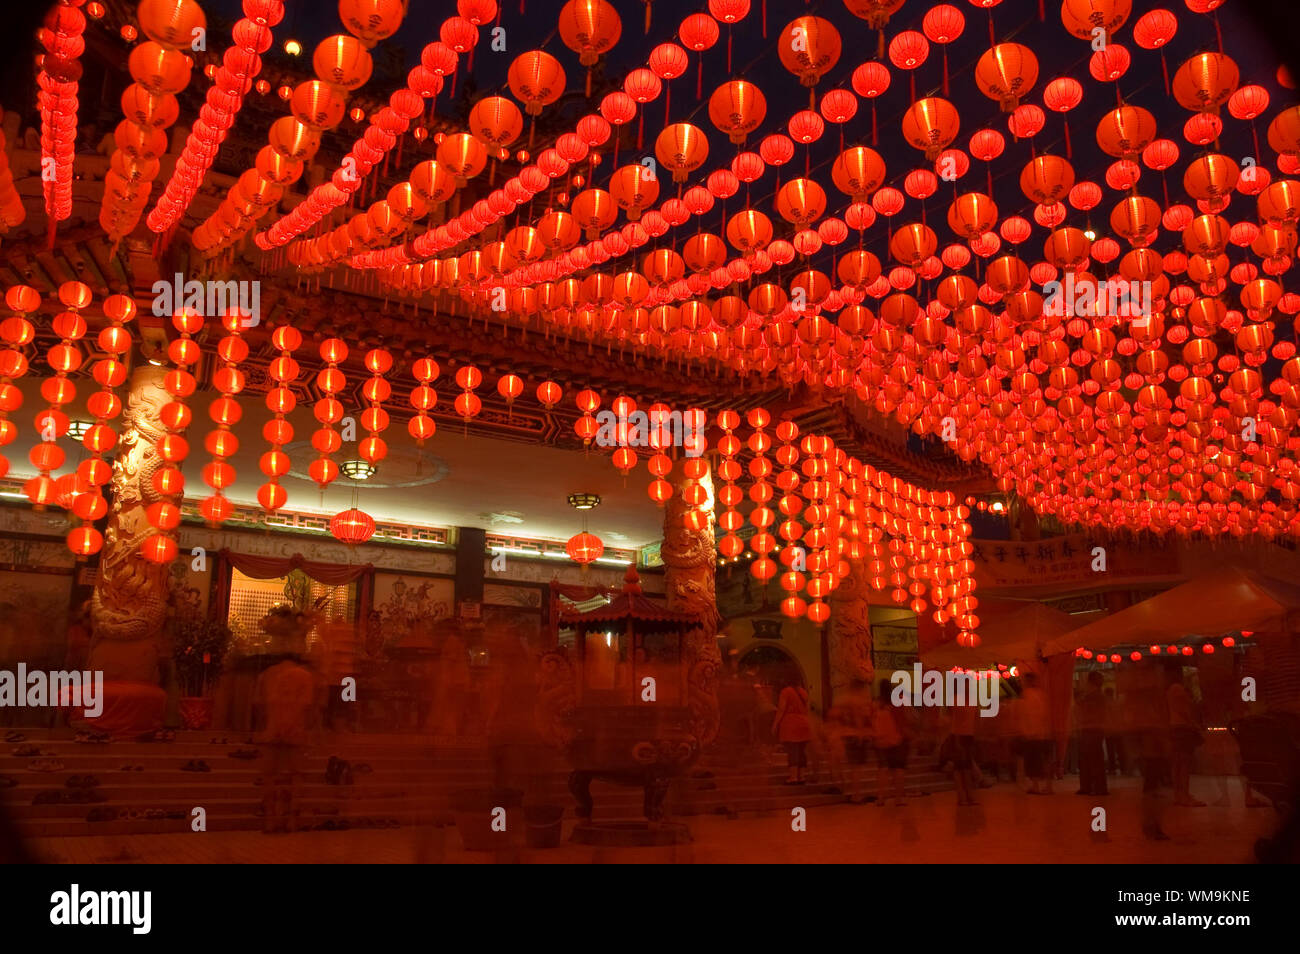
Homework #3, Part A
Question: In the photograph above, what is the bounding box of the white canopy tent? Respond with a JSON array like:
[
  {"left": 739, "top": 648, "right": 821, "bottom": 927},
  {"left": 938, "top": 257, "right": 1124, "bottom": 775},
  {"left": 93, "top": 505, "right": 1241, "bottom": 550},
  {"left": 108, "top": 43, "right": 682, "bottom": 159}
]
[
  {"left": 1042, "top": 568, "right": 1300, "bottom": 657},
  {"left": 924, "top": 602, "right": 1078, "bottom": 670}
]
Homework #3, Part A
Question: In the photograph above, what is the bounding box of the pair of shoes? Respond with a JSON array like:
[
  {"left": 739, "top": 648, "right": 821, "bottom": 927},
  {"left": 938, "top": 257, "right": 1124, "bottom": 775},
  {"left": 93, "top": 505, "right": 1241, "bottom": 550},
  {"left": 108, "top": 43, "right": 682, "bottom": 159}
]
[
  {"left": 181, "top": 760, "right": 211, "bottom": 772},
  {"left": 228, "top": 748, "right": 260, "bottom": 760}
]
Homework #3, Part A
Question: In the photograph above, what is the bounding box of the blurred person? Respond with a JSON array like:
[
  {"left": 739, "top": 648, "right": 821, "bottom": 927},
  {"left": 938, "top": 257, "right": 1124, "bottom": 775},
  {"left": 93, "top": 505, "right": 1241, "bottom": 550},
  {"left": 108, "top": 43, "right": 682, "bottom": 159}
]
[
  {"left": 950, "top": 694, "right": 979, "bottom": 806},
  {"left": 62, "top": 600, "right": 92, "bottom": 672},
  {"left": 772, "top": 677, "right": 812, "bottom": 784},
  {"left": 486, "top": 630, "right": 548, "bottom": 802},
  {"left": 1020, "top": 671, "right": 1054, "bottom": 795},
  {"left": 1076, "top": 671, "right": 1109, "bottom": 796},
  {"left": 433, "top": 622, "right": 472, "bottom": 738},
  {"left": 751, "top": 672, "right": 778, "bottom": 750},
  {"left": 1103, "top": 686, "right": 1127, "bottom": 776},
  {"left": 873, "top": 678, "right": 909, "bottom": 806},
  {"left": 1166, "top": 665, "right": 1206, "bottom": 807},
  {"left": 254, "top": 637, "right": 317, "bottom": 834},
  {"left": 1129, "top": 665, "right": 1173, "bottom": 840},
  {"left": 837, "top": 679, "right": 873, "bottom": 802}
]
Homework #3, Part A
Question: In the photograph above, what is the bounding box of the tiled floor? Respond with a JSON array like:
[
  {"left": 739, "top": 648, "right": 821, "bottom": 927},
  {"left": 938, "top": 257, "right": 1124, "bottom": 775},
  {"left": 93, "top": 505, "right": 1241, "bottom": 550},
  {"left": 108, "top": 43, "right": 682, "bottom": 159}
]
[{"left": 27, "top": 775, "right": 1280, "bottom": 864}]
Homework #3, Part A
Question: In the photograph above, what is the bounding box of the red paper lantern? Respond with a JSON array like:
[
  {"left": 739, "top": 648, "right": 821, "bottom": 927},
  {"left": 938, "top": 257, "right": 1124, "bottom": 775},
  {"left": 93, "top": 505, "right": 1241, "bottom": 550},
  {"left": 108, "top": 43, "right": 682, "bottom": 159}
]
[{"left": 331, "top": 508, "right": 376, "bottom": 545}]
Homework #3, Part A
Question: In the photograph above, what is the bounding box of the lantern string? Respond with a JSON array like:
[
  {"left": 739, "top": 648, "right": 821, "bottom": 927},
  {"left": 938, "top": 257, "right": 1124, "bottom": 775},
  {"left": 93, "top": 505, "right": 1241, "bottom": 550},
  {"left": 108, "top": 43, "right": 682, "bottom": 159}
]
[
  {"left": 1214, "top": 13, "right": 1224, "bottom": 54},
  {"left": 942, "top": 50, "right": 950, "bottom": 96}
]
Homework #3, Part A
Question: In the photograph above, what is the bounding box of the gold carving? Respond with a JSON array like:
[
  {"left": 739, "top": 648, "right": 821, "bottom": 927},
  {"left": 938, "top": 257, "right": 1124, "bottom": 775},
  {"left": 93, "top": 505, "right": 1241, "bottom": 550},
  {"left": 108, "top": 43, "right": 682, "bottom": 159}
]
[
  {"left": 828, "top": 561, "right": 874, "bottom": 697},
  {"left": 661, "top": 458, "right": 721, "bottom": 745},
  {"left": 88, "top": 367, "right": 173, "bottom": 681}
]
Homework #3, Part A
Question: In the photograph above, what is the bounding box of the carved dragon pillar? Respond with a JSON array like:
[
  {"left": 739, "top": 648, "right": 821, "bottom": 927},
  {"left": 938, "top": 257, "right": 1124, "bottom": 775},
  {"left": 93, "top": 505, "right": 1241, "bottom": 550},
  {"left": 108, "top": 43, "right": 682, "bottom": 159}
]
[
  {"left": 661, "top": 457, "right": 721, "bottom": 745},
  {"left": 827, "top": 560, "right": 874, "bottom": 703},
  {"left": 87, "top": 365, "right": 173, "bottom": 688}
]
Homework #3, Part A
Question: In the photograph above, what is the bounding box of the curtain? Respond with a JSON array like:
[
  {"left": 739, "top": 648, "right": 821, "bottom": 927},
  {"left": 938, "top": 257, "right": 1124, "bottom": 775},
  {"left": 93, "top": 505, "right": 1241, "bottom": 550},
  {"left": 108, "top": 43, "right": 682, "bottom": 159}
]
[
  {"left": 218, "top": 550, "right": 373, "bottom": 585},
  {"left": 548, "top": 580, "right": 616, "bottom": 642}
]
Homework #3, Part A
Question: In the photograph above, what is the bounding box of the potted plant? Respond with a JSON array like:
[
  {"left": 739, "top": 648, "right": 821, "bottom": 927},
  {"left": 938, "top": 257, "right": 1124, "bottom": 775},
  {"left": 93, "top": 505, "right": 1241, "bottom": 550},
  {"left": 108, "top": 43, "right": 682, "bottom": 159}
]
[{"left": 173, "top": 617, "right": 233, "bottom": 730}]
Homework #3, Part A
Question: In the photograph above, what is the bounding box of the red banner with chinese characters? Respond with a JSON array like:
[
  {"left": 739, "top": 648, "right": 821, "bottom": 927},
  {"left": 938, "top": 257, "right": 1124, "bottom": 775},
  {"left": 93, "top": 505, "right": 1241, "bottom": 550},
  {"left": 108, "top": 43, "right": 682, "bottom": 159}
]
[{"left": 969, "top": 534, "right": 1179, "bottom": 591}]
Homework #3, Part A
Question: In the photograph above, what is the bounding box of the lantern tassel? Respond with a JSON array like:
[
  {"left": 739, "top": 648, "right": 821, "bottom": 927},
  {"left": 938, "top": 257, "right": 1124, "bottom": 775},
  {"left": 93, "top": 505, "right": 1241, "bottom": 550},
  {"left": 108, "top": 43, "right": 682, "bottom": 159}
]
[
  {"left": 943, "top": 51, "right": 950, "bottom": 96},
  {"left": 871, "top": 103, "right": 877, "bottom": 146},
  {"left": 762, "top": 0, "right": 767, "bottom": 38},
  {"left": 727, "top": 31, "right": 732, "bottom": 74},
  {"left": 645, "top": 0, "right": 651, "bottom": 33},
  {"left": 696, "top": 58, "right": 703, "bottom": 101},
  {"left": 1064, "top": 119, "right": 1072, "bottom": 159},
  {"left": 637, "top": 112, "right": 644, "bottom": 149},
  {"left": 1038, "top": 0, "right": 1045, "bottom": 20},
  {"left": 988, "top": 13, "right": 995, "bottom": 46},
  {"left": 1160, "top": 54, "right": 1170, "bottom": 96}
]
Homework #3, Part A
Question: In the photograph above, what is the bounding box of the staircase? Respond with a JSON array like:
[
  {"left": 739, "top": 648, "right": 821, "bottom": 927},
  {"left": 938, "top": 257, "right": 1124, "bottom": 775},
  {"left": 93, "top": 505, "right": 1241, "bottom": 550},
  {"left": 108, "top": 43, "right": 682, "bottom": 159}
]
[{"left": 0, "top": 731, "right": 953, "bottom": 838}]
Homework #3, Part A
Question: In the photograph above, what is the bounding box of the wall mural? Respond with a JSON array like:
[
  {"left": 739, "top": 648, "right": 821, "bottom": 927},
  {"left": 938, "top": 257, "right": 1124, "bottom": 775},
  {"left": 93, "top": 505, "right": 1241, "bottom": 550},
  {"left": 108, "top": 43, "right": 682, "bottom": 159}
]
[
  {"left": 0, "top": 569, "right": 74, "bottom": 673},
  {"left": 369, "top": 574, "right": 455, "bottom": 656}
]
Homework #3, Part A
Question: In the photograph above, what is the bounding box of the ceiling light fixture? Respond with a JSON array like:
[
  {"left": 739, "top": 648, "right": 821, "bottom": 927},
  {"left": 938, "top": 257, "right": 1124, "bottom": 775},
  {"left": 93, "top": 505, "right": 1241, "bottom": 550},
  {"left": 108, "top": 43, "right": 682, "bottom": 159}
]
[
  {"left": 340, "top": 460, "right": 376, "bottom": 481},
  {"left": 567, "top": 492, "right": 601, "bottom": 510},
  {"left": 65, "top": 420, "right": 93, "bottom": 440}
]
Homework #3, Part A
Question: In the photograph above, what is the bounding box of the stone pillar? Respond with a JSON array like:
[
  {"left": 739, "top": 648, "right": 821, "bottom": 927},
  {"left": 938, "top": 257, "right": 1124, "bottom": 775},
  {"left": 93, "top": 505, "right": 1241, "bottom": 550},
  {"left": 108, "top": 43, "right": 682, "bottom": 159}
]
[
  {"left": 827, "top": 561, "right": 874, "bottom": 703},
  {"left": 88, "top": 365, "right": 172, "bottom": 687},
  {"left": 661, "top": 457, "right": 721, "bottom": 745}
]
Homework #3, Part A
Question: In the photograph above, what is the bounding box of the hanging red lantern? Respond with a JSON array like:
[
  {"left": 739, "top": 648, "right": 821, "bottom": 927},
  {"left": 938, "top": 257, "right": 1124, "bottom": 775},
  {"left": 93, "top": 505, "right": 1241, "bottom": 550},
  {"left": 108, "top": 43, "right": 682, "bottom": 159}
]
[
  {"left": 566, "top": 531, "right": 604, "bottom": 564},
  {"left": 331, "top": 508, "right": 376, "bottom": 545},
  {"left": 408, "top": 357, "right": 440, "bottom": 446}
]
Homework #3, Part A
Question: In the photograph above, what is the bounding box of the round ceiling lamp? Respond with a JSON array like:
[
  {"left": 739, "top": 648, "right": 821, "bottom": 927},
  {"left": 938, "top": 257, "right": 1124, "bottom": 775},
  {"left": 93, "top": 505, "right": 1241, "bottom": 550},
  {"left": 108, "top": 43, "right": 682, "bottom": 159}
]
[
  {"left": 567, "top": 491, "right": 602, "bottom": 510},
  {"left": 340, "top": 459, "right": 376, "bottom": 480}
]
